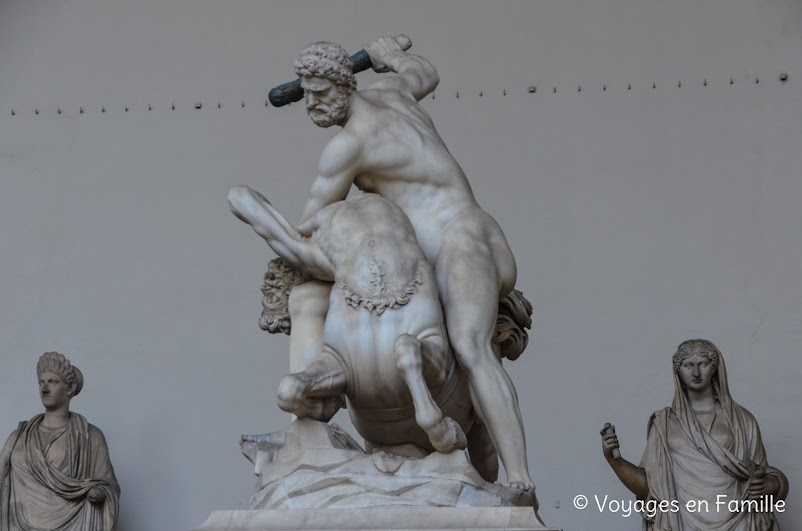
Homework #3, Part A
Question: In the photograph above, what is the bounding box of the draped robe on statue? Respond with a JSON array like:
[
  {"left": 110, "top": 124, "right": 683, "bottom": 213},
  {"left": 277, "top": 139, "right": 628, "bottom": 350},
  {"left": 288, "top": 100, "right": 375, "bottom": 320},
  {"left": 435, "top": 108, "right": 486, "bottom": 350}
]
[
  {"left": 0, "top": 412, "right": 120, "bottom": 531},
  {"left": 639, "top": 354, "right": 788, "bottom": 531}
]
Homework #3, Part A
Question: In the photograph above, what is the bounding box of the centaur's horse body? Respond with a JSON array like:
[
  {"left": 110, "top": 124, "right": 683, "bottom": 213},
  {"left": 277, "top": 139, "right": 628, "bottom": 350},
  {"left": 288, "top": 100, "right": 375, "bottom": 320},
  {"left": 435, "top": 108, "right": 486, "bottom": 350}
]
[
  {"left": 229, "top": 187, "right": 529, "bottom": 470},
  {"left": 320, "top": 231, "right": 472, "bottom": 453}
]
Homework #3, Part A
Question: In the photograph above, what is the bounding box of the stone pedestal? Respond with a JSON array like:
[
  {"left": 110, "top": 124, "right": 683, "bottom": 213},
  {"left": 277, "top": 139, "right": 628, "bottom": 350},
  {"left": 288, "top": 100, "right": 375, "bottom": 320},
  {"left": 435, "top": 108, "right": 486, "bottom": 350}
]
[
  {"left": 195, "top": 506, "right": 560, "bottom": 530},
  {"left": 195, "top": 420, "right": 560, "bottom": 531}
]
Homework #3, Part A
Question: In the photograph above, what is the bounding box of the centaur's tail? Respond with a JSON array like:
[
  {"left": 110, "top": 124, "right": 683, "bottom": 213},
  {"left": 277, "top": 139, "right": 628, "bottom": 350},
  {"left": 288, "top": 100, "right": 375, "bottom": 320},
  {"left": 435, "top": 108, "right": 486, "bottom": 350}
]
[{"left": 493, "top": 289, "right": 533, "bottom": 361}]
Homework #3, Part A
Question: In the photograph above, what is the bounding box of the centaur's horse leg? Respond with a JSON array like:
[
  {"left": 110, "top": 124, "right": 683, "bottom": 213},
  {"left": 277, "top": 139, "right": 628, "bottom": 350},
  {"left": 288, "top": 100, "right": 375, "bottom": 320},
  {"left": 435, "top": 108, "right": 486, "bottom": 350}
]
[
  {"left": 394, "top": 334, "right": 467, "bottom": 453},
  {"left": 277, "top": 351, "right": 346, "bottom": 422}
]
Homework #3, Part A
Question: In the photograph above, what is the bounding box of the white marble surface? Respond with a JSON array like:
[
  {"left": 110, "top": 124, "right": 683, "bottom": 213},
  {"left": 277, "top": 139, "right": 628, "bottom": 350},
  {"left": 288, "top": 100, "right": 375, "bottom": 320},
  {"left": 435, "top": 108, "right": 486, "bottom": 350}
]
[
  {"left": 195, "top": 506, "right": 558, "bottom": 530},
  {"left": 239, "top": 420, "right": 537, "bottom": 511}
]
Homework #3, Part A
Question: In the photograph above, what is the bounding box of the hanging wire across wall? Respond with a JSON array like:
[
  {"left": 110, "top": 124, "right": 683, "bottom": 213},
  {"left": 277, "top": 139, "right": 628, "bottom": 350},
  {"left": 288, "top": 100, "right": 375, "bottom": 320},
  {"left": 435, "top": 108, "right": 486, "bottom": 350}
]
[{"left": 5, "top": 72, "right": 792, "bottom": 119}]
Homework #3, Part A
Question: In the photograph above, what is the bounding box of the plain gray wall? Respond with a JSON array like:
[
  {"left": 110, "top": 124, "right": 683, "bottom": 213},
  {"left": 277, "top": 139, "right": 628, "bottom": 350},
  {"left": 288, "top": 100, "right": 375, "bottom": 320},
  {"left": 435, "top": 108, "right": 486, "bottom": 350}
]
[{"left": 1, "top": 1, "right": 800, "bottom": 530}]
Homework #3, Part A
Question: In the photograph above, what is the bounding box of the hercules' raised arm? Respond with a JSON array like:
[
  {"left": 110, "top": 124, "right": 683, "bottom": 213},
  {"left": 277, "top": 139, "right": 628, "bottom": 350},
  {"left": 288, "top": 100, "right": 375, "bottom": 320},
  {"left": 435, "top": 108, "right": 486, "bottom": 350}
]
[{"left": 365, "top": 36, "right": 439, "bottom": 101}]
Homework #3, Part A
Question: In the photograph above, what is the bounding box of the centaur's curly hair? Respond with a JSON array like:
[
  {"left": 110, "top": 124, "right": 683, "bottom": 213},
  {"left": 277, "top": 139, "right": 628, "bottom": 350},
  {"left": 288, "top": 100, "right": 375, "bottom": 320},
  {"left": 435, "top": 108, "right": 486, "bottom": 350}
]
[
  {"left": 493, "top": 289, "right": 533, "bottom": 361},
  {"left": 294, "top": 42, "right": 357, "bottom": 94},
  {"left": 37, "top": 351, "right": 84, "bottom": 396},
  {"left": 259, "top": 258, "right": 307, "bottom": 335}
]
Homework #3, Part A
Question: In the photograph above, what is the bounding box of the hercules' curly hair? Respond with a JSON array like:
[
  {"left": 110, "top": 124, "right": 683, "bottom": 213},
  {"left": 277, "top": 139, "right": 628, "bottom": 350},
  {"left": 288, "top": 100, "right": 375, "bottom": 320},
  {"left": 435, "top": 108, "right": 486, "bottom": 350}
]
[
  {"left": 37, "top": 351, "right": 84, "bottom": 396},
  {"left": 294, "top": 42, "right": 357, "bottom": 94}
]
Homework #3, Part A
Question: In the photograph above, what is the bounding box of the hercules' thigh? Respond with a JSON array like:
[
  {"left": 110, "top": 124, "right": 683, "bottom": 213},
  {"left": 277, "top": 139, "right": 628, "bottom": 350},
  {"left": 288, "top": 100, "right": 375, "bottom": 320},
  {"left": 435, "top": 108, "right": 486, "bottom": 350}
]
[{"left": 435, "top": 208, "right": 517, "bottom": 304}]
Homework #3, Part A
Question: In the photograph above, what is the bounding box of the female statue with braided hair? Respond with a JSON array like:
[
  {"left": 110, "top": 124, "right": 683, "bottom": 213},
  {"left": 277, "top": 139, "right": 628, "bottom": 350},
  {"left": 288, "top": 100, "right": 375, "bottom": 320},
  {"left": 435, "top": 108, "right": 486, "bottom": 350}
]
[
  {"left": 600, "top": 339, "right": 788, "bottom": 530},
  {"left": 0, "top": 352, "right": 120, "bottom": 530}
]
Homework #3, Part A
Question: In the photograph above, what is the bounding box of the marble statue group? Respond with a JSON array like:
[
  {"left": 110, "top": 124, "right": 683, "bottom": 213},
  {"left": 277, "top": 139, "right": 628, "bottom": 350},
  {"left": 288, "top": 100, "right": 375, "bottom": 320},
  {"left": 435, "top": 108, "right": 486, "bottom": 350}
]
[
  {"left": 229, "top": 35, "right": 535, "bottom": 496},
  {"left": 0, "top": 34, "right": 790, "bottom": 531}
]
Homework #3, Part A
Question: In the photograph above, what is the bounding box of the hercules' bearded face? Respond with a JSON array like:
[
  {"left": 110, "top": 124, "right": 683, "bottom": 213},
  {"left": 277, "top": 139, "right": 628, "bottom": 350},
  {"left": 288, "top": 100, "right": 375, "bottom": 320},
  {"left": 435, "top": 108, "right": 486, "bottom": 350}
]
[{"left": 301, "top": 76, "right": 350, "bottom": 128}]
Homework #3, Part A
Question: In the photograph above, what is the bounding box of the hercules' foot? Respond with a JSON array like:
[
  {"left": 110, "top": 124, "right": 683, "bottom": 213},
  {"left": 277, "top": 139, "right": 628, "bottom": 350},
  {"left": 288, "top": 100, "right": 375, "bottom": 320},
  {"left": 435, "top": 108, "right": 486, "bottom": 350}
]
[{"left": 504, "top": 480, "right": 535, "bottom": 492}]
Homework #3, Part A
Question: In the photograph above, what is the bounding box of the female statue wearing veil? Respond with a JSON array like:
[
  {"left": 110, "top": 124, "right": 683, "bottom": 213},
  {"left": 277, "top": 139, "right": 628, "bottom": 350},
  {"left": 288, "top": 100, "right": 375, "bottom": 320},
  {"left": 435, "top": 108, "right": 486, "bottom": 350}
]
[
  {"left": 0, "top": 352, "right": 120, "bottom": 530},
  {"left": 601, "top": 339, "right": 788, "bottom": 530}
]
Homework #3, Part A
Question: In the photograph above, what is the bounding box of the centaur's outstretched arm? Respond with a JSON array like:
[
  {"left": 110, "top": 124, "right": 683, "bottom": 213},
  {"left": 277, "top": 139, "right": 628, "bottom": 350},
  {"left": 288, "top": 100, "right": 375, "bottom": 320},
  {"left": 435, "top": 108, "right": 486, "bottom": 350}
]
[{"left": 228, "top": 185, "right": 334, "bottom": 282}]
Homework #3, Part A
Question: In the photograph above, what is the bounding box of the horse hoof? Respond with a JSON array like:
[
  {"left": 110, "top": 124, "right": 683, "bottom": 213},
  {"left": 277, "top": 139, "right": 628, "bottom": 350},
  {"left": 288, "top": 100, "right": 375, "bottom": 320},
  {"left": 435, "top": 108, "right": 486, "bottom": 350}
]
[{"left": 431, "top": 417, "right": 468, "bottom": 453}]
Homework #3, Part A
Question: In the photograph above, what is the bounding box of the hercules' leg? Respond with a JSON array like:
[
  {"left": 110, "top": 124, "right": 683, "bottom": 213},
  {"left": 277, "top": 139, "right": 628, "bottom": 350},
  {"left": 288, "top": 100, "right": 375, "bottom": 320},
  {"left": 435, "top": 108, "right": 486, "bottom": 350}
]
[{"left": 436, "top": 213, "right": 534, "bottom": 492}]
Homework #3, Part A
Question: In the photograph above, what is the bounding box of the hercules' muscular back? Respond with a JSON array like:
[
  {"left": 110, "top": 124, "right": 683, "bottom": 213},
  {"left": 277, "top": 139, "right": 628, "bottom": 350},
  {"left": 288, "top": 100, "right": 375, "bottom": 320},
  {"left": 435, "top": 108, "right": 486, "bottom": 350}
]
[{"left": 346, "top": 90, "right": 478, "bottom": 226}]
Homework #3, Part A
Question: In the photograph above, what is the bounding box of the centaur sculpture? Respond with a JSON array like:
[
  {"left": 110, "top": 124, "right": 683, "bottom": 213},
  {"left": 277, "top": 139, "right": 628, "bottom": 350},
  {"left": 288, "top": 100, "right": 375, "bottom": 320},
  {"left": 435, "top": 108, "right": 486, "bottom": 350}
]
[
  {"left": 229, "top": 35, "right": 535, "bottom": 496},
  {"left": 229, "top": 188, "right": 531, "bottom": 475}
]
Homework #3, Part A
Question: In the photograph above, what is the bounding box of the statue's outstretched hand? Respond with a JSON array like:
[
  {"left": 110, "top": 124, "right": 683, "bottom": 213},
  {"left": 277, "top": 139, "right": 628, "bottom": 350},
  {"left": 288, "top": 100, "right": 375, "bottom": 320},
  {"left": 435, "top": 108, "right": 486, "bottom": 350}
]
[
  {"left": 365, "top": 36, "right": 409, "bottom": 73},
  {"left": 600, "top": 423, "right": 621, "bottom": 460},
  {"left": 86, "top": 486, "right": 106, "bottom": 503}
]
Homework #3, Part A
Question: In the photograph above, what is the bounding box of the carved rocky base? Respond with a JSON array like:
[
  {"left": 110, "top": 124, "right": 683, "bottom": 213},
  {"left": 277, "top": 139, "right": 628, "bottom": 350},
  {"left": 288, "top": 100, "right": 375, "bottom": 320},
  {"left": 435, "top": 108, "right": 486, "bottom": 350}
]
[
  {"left": 194, "top": 506, "right": 558, "bottom": 530},
  {"left": 195, "top": 420, "right": 558, "bottom": 530}
]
